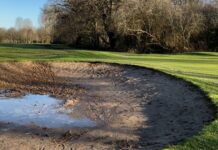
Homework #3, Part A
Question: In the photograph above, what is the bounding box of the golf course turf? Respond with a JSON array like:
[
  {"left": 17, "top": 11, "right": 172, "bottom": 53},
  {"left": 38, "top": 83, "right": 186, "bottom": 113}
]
[{"left": 0, "top": 44, "right": 217, "bottom": 150}]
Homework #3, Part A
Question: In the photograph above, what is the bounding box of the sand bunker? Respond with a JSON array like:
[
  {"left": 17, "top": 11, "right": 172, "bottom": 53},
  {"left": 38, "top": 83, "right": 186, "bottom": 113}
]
[{"left": 0, "top": 62, "right": 215, "bottom": 150}]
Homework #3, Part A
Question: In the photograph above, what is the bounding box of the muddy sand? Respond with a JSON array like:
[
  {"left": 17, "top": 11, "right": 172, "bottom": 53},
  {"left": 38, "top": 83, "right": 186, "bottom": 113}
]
[{"left": 0, "top": 62, "right": 215, "bottom": 150}]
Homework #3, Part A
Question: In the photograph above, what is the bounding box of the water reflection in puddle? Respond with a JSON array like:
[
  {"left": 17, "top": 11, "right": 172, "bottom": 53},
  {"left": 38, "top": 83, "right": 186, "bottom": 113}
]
[{"left": 0, "top": 94, "right": 95, "bottom": 128}]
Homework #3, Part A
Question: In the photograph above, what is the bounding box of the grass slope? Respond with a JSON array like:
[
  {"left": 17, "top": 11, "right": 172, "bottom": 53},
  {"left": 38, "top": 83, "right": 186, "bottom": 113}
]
[{"left": 0, "top": 44, "right": 218, "bottom": 150}]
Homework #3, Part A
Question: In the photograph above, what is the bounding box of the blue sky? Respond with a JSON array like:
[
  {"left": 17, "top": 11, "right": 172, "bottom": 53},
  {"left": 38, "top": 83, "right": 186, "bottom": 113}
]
[{"left": 0, "top": 0, "right": 47, "bottom": 29}]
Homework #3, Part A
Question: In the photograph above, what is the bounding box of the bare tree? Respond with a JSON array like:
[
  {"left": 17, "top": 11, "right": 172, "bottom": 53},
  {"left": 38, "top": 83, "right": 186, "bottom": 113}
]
[
  {"left": 40, "top": 0, "right": 218, "bottom": 52},
  {"left": 36, "top": 27, "right": 51, "bottom": 43},
  {"left": 0, "top": 28, "right": 6, "bottom": 43},
  {"left": 6, "top": 28, "right": 18, "bottom": 43}
]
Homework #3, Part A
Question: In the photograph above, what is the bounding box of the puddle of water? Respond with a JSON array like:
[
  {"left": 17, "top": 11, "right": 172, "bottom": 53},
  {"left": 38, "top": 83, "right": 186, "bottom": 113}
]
[{"left": 0, "top": 94, "right": 95, "bottom": 129}]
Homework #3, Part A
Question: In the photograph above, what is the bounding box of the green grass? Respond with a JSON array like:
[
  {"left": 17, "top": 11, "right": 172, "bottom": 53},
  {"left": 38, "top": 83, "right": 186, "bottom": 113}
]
[{"left": 0, "top": 44, "right": 218, "bottom": 150}]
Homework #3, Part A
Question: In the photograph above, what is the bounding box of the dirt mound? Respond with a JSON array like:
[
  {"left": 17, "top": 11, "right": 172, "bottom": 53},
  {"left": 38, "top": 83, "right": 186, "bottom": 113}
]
[{"left": 0, "top": 62, "right": 215, "bottom": 150}]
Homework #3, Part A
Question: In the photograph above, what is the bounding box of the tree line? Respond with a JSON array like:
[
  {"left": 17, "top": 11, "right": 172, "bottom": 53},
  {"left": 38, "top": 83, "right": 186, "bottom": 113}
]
[
  {"left": 0, "top": 0, "right": 217, "bottom": 53},
  {"left": 42, "top": 0, "right": 218, "bottom": 53},
  {"left": 0, "top": 17, "right": 50, "bottom": 44}
]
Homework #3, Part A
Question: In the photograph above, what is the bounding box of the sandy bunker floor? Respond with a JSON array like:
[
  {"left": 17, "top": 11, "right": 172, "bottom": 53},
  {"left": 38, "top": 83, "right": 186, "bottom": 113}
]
[{"left": 0, "top": 62, "right": 215, "bottom": 150}]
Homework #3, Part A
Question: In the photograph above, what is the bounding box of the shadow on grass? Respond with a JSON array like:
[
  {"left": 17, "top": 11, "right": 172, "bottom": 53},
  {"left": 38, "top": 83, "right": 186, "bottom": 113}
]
[
  {"left": 184, "top": 52, "right": 218, "bottom": 57},
  {"left": 0, "top": 43, "right": 73, "bottom": 50}
]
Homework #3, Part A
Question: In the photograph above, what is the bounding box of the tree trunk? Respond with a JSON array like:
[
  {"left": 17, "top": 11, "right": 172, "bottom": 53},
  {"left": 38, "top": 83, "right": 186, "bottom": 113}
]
[{"left": 107, "top": 31, "right": 116, "bottom": 49}]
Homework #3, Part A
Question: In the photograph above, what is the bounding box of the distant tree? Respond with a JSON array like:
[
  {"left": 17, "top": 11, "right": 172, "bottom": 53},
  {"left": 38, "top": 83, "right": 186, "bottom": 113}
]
[
  {"left": 0, "top": 28, "right": 6, "bottom": 43},
  {"left": 15, "top": 17, "right": 24, "bottom": 30},
  {"left": 6, "top": 28, "right": 18, "bottom": 43},
  {"left": 36, "top": 27, "right": 51, "bottom": 43},
  {"left": 15, "top": 17, "right": 33, "bottom": 30}
]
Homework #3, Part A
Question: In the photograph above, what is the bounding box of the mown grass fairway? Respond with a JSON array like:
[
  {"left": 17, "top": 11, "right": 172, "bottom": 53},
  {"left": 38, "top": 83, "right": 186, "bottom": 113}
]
[{"left": 0, "top": 44, "right": 218, "bottom": 150}]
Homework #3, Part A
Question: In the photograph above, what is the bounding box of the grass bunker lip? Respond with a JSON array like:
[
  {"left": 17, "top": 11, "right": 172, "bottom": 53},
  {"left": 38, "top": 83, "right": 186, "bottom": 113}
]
[{"left": 0, "top": 62, "right": 215, "bottom": 150}]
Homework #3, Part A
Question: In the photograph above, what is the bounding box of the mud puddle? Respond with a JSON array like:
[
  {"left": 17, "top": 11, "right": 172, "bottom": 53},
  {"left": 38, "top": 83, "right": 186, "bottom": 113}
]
[{"left": 0, "top": 94, "right": 95, "bottom": 129}]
